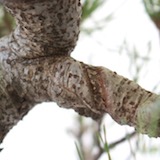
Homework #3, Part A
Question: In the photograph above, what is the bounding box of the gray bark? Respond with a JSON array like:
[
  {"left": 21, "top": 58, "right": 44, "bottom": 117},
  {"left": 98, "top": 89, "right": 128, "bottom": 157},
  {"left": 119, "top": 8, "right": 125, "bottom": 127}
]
[{"left": 0, "top": 0, "right": 160, "bottom": 143}]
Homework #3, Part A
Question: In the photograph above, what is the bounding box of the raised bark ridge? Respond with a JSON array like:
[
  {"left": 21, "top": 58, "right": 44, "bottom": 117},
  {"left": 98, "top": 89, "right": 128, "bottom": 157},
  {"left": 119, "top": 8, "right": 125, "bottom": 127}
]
[{"left": 0, "top": 0, "right": 160, "bottom": 143}]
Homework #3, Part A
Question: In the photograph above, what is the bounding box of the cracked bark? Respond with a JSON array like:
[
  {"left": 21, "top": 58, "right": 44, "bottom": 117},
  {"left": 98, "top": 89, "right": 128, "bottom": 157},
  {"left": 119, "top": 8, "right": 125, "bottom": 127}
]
[{"left": 0, "top": 0, "right": 160, "bottom": 143}]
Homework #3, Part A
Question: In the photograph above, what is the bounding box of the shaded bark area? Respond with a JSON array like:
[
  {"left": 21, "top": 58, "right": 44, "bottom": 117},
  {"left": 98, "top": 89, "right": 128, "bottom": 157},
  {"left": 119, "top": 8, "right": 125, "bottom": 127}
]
[
  {"left": 0, "top": 0, "right": 160, "bottom": 144},
  {"left": 0, "top": 58, "right": 35, "bottom": 142}
]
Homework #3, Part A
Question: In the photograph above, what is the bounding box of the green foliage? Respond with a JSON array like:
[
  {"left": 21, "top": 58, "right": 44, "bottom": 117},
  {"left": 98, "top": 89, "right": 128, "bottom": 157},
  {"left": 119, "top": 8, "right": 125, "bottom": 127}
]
[
  {"left": 97, "top": 125, "right": 112, "bottom": 160},
  {"left": 143, "top": 0, "right": 160, "bottom": 18},
  {"left": 81, "top": 0, "right": 114, "bottom": 35},
  {"left": 0, "top": 5, "right": 15, "bottom": 37},
  {"left": 118, "top": 40, "right": 151, "bottom": 82},
  {"left": 143, "top": 0, "right": 160, "bottom": 29},
  {"left": 75, "top": 142, "right": 85, "bottom": 160},
  {"left": 81, "top": 0, "right": 105, "bottom": 22}
]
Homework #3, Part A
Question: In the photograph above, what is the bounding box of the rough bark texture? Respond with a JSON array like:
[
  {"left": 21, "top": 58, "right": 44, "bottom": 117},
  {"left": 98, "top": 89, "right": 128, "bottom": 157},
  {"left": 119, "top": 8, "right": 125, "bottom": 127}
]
[
  {"left": 0, "top": 0, "right": 160, "bottom": 143},
  {"left": 4, "top": 0, "right": 81, "bottom": 58}
]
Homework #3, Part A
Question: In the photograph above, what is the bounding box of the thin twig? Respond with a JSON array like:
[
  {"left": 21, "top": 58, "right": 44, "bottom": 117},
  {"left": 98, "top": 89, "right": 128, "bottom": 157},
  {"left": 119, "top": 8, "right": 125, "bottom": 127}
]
[{"left": 109, "top": 131, "right": 137, "bottom": 149}]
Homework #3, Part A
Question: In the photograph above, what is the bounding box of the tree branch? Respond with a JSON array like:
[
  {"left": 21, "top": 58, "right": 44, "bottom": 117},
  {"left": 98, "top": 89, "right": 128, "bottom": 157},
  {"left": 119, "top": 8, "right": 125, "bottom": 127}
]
[
  {"left": 2, "top": 0, "right": 81, "bottom": 58},
  {"left": 109, "top": 131, "right": 136, "bottom": 149},
  {"left": 0, "top": 0, "right": 160, "bottom": 144}
]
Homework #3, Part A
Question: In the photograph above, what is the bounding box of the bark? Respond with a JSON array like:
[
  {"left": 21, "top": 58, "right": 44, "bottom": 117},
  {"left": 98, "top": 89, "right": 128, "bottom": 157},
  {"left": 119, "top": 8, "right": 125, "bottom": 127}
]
[{"left": 0, "top": 0, "right": 160, "bottom": 143}]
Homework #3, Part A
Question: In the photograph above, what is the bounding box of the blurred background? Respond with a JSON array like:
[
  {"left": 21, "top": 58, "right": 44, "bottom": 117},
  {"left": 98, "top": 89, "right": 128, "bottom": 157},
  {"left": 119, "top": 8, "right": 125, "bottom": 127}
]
[{"left": 0, "top": 0, "right": 160, "bottom": 159}]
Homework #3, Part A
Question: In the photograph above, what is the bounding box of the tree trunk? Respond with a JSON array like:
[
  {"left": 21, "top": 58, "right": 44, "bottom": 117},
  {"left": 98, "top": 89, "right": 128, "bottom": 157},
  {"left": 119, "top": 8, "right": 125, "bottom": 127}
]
[{"left": 0, "top": 0, "right": 160, "bottom": 143}]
